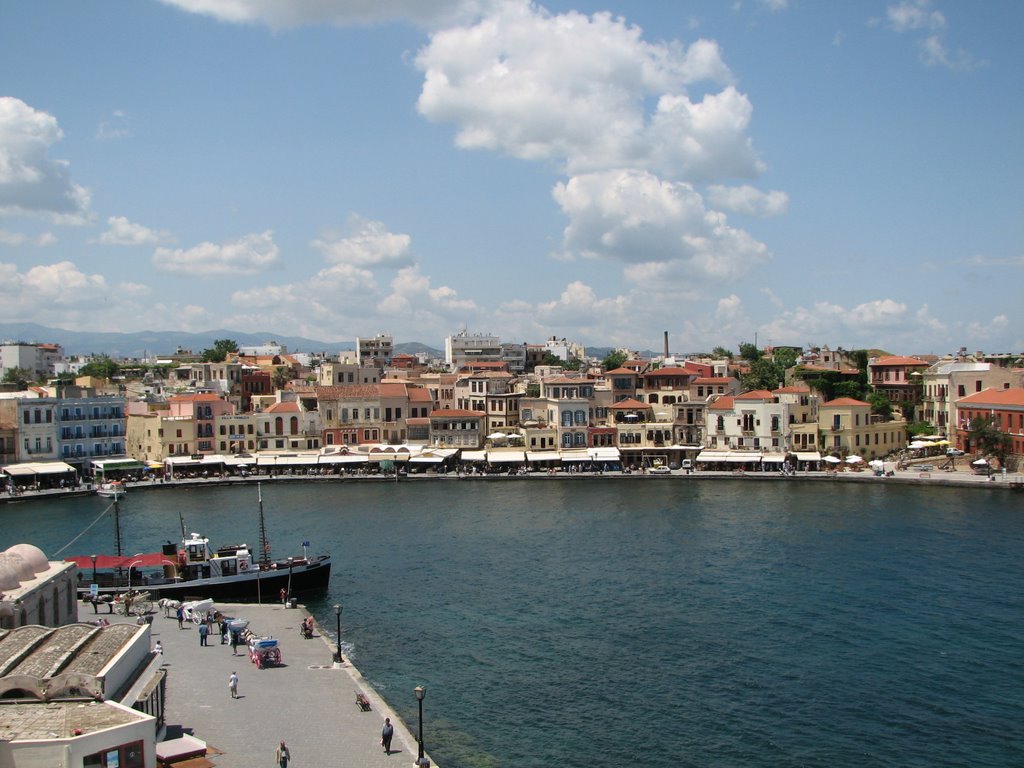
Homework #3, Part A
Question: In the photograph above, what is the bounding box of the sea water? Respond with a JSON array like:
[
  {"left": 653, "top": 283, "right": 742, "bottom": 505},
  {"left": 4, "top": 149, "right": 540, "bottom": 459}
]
[{"left": 5, "top": 479, "right": 1023, "bottom": 767}]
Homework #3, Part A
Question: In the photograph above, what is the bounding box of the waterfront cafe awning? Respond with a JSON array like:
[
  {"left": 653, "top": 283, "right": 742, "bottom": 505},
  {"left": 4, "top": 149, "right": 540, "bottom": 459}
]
[
  {"left": 165, "top": 456, "right": 201, "bottom": 467},
  {"left": 488, "top": 450, "right": 526, "bottom": 463},
  {"left": 65, "top": 552, "right": 171, "bottom": 570},
  {"left": 460, "top": 450, "right": 487, "bottom": 462},
  {"left": 695, "top": 451, "right": 730, "bottom": 463},
  {"left": 317, "top": 454, "right": 368, "bottom": 465},
  {"left": 559, "top": 450, "right": 591, "bottom": 462},
  {"left": 723, "top": 453, "right": 761, "bottom": 464},
  {"left": 3, "top": 461, "right": 78, "bottom": 477},
  {"left": 589, "top": 447, "right": 621, "bottom": 462},
  {"left": 526, "top": 451, "right": 559, "bottom": 463},
  {"left": 92, "top": 458, "right": 144, "bottom": 473},
  {"left": 409, "top": 454, "right": 445, "bottom": 464},
  {"left": 794, "top": 451, "right": 822, "bottom": 462},
  {"left": 761, "top": 453, "right": 786, "bottom": 463},
  {"left": 224, "top": 455, "right": 256, "bottom": 467}
]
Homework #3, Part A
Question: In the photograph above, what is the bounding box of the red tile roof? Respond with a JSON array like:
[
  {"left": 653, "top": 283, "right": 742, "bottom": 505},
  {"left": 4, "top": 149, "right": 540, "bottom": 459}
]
[
  {"left": 958, "top": 387, "right": 1024, "bottom": 407},
  {"left": 736, "top": 390, "right": 775, "bottom": 400},
  {"left": 821, "top": 397, "right": 870, "bottom": 407},
  {"left": 609, "top": 398, "right": 651, "bottom": 409},
  {"left": 871, "top": 356, "right": 930, "bottom": 367},
  {"left": 709, "top": 395, "right": 735, "bottom": 410}
]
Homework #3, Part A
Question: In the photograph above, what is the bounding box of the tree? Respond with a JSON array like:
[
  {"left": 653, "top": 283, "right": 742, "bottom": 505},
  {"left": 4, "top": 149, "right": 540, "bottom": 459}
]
[
  {"left": 540, "top": 352, "right": 566, "bottom": 368},
  {"left": 1, "top": 366, "right": 34, "bottom": 388},
  {"left": 602, "top": 350, "right": 628, "bottom": 371},
  {"left": 742, "top": 358, "right": 782, "bottom": 391},
  {"left": 868, "top": 391, "right": 893, "bottom": 420},
  {"left": 80, "top": 355, "right": 120, "bottom": 381},
  {"left": 271, "top": 366, "right": 292, "bottom": 390},
  {"left": 711, "top": 346, "right": 733, "bottom": 359},
  {"left": 772, "top": 347, "right": 798, "bottom": 371},
  {"left": 738, "top": 342, "right": 761, "bottom": 363},
  {"left": 202, "top": 339, "right": 238, "bottom": 363},
  {"left": 967, "top": 415, "right": 1012, "bottom": 466}
]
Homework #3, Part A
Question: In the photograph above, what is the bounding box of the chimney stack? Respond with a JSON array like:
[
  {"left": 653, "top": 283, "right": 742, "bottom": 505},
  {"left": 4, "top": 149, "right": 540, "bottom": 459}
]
[{"left": 663, "top": 331, "right": 669, "bottom": 359}]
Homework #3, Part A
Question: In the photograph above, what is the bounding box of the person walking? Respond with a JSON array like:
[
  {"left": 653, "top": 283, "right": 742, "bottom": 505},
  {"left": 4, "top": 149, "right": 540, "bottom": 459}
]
[
  {"left": 154, "top": 641, "right": 163, "bottom": 656},
  {"left": 176, "top": 605, "right": 184, "bottom": 629},
  {"left": 198, "top": 621, "right": 208, "bottom": 646},
  {"left": 381, "top": 717, "right": 394, "bottom": 754},
  {"left": 230, "top": 630, "right": 240, "bottom": 656},
  {"left": 228, "top": 671, "right": 238, "bottom": 698},
  {"left": 275, "top": 740, "right": 290, "bottom": 767}
]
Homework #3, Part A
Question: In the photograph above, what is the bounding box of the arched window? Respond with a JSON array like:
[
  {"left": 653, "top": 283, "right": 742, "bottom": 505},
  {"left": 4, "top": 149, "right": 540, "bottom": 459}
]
[
  {"left": 53, "top": 586, "right": 59, "bottom": 625},
  {"left": 574, "top": 410, "right": 586, "bottom": 425},
  {"left": 649, "top": 394, "right": 659, "bottom": 404},
  {"left": 574, "top": 432, "right": 586, "bottom": 446},
  {"left": 290, "top": 417, "right": 299, "bottom": 435},
  {"left": 561, "top": 433, "right": 573, "bottom": 447},
  {"left": 275, "top": 417, "right": 283, "bottom": 435}
]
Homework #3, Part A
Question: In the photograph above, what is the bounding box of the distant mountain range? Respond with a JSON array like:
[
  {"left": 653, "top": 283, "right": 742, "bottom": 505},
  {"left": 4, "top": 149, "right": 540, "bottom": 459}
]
[{"left": 0, "top": 322, "right": 443, "bottom": 359}]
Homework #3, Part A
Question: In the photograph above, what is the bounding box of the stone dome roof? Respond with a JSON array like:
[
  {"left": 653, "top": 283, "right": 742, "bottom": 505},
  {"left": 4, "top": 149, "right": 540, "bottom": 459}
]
[
  {"left": 0, "top": 555, "right": 29, "bottom": 590},
  {"left": 4, "top": 543, "right": 50, "bottom": 574}
]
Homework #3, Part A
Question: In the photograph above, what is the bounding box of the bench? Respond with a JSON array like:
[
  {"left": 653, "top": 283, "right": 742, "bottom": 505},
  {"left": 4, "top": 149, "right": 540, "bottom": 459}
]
[{"left": 355, "top": 692, "right": 371, "bottom": 711}]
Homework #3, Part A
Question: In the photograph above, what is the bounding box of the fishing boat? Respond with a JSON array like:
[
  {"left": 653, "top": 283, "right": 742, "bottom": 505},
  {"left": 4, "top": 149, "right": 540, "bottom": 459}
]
[
  {"left": 95, "top": 481, "right": 126, "bottom": 499},
  {"left": 67, "top": 484, "right": 331, "bottom": 601}
]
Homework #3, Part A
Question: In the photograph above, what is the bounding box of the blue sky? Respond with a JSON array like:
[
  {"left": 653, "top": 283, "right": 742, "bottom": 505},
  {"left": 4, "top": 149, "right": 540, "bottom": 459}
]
[{"left": 1, "top": 0, "right": 1021, "bottom": 355}]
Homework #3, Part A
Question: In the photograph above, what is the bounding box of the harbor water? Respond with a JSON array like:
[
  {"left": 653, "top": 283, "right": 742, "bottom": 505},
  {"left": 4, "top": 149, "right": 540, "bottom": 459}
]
[{"left": 4, "top": 479, "right": 1023, "bottom": 767}]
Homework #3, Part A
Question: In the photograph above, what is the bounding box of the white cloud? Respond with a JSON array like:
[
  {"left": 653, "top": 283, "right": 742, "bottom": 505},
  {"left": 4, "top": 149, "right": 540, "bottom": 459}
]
[
  {"left": 95, "top": 109, "right": 132, "bottom": 141},
  {"left": 0, "top": 97, "right": 93, "bottom": 223},
  {"left": 98, "top": 216, "right": 175, "bottom": 246},
  {"left": 881, "top": 1, "right": 983, "bottom": 71},
  {"left": 0, "top": 261, "right": 111, "bottom": 324},
  {"left": 415, "top": 3, "right": 754, "bottom": 180},
  {"left": 158, "top": 0, "right": 492, "bottom": 29},
  {"left": 552, "top": 169, "right": 771, "bottom": 282},
  {"left": 0, "top": 229, "right": 25, "bottom": 246},
  {"left": 36, "top": 231, "right": 57, "bottom": 246},
  {"left": 152, "top": 230, "right": 279, "bottom": 275},
  {"left": 707, "top": 184, "right": 789, "bottom": 217},
  {"left": 311, "top": 215, "right": 413, "bottom": 268}
]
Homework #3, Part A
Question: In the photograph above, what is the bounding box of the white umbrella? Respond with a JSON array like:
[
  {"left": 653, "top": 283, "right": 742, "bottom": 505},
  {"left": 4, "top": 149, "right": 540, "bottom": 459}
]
[
  {"left": 823, "top": 456, "right": 842, "bottom": 464},
  {"left": 846, "top": 455, "right": 863, "bottom": 464},
  {"left": 487, "top": 432, "right": 508, "bottom": 440},
  {"left": 972, "top": 458, "right": 989, "bottom": 465},
  {"left": 868, "top": 459, "right": 884, "bottom": 468},
  {"left": 909, "top": 442, "right": 928, "bottom": 449}
]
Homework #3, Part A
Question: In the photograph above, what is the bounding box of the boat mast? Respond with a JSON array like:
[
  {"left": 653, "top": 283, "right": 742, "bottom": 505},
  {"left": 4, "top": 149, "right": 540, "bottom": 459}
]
[
  {"left": 258, "top": 482, "right": 271, "bottom": 567},
  {"left": 113, "top": 498, "right": 123, "bottom": 559}
]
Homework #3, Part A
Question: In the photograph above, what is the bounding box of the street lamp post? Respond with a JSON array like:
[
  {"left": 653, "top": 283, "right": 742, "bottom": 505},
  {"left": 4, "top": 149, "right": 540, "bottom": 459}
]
[
  {"left": 126, "top": 557, "right": 145, "bottom": 592},
  {"left": 333, "top": 603, "right": 343, "bottom": 665},
  {"left": 414, "top": 685, "right": 426, "bottom": 764},
  {"left": 90, "top": 554, "right": 98, "bottom": 583}
]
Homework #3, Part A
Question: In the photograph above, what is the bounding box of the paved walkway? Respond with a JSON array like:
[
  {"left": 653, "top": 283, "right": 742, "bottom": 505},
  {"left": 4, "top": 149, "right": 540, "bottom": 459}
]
[{"left": 142, "top": 602, "right": 434, "bottom": 768}]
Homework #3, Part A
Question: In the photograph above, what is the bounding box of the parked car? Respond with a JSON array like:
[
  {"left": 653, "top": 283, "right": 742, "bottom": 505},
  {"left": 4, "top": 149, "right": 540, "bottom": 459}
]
[
  {"left": 650, "top": 465, "right": 672, "bottom": 475},
  {"left": 946, "top": 448, "right": 965, "bottom": 456},
  {"left": 681, "top": 459, "right": 693, "bottom": 470}
]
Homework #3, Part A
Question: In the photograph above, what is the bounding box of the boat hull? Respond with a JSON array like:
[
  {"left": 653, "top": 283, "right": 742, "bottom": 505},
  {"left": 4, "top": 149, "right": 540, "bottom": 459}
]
[{"left": 78, "top": 556, "right": 331, "bottom": 602}]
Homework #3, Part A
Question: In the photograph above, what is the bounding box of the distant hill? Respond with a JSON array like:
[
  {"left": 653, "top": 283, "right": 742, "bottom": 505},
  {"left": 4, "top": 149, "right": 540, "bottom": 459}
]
[{"left": 0, "top": 322, "right": 442, "bottom": 359}]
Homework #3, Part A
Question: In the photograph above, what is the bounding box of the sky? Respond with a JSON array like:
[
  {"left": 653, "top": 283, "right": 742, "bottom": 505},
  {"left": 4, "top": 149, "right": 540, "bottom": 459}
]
[{"left": 1, "top": 0, "right": 1022, "bottom": 356}]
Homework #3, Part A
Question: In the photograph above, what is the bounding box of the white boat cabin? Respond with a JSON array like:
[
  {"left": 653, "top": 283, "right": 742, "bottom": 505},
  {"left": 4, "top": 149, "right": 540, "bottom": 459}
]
[{"left": 178, "top": 532, "right": 254, "bottom": 579}]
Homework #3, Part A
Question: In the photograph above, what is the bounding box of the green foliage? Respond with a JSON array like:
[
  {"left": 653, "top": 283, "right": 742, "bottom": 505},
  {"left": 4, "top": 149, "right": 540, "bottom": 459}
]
[
  {"left": 525, "top": 383, "right": 540, "bottom": 398},
  {"left": 601, "top": 350, "right": 628, "bottom": 371},
  {"left": 967, "top": 415, "right": 1012, "bottom": 464},
  {"left": 563, "top": 359, "right": 582, "bottom": 371},
  {"left": 738, "top": 342, "right": 761, "bottom": 362},
  {"left": 271, "top": 366, "right": 292, "bottom": 390},
  {"left": 202, "top": 338, "right": 239, "bottom": 362},
  {"left": 80, "top": 355, "right": 120, "bottom": 381},
  {"left": 868, "top": 391, "right": 893, "bottom": 419},
  {"left": 1, "top": 366, "right": 34, "bottom": 388},
  {"left": 711, "top": 346, "right": 733, "bottom": 359},
  {"left": 905, "top": 421, "right": 934, "bottom": 437},
  {"left": 540, "top": 352, "right": 566, "bottom": 368},
  {"left": 741, "top": 358, "right": 782, "bottom": 391},
  {"left": 771, "top": 347, "right": 798, "bottom": 371}
]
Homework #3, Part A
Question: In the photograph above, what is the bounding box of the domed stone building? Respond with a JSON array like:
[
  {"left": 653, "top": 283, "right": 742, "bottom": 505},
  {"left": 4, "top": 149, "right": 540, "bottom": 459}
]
[{"left": 0, "top": 542, "right": 78, "bottom": 629}]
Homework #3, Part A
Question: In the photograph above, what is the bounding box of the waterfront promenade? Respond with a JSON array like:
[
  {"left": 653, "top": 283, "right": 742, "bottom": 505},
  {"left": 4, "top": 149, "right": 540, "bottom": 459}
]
[
  {"left": 116, "top": 601, "right": 433, "bottom": 768},
  {"left": 1, "top": 461, "right": 1020, "bottom": 506}
]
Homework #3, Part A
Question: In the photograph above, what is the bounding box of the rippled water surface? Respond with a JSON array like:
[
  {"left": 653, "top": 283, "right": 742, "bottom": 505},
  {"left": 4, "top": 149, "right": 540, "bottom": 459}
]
[{"left": 6, "top": 480, "right": 1023, "bottom": 767}]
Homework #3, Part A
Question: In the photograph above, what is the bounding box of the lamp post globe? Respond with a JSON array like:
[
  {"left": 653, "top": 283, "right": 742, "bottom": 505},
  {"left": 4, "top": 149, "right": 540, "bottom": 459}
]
[{"left": 414, "top": 685, "right": 426, "bottom": 762}]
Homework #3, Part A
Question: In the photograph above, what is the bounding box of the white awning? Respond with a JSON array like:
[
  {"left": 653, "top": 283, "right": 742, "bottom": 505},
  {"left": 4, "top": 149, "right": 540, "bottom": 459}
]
[
  {"left": 460, "top": 450, "right": 487, "bottom": 462},
  {"left": 165, "top": 456, "right": 201, "bottom": 466},
  {"left": 409, "top": 455, "right": 444, "bottom": 463},
  {"left": 695, "top": 451, "right": 730, "bottom": 462},
  {"left": 794, "top": 451, "right": 822, "bottom": 462},
  {"left": 559, "top": 450, "right": 591, "bottom": 462},
  {"left": 276, "top": 455, "right": 319, "bottom": 465},
  {"left": 488, "top": 450, "right": 526, "bottom": 463},
  {"left": 724, "top": 453, "right": 761, "bottom": 464},
  {"left": 761, "top": 453, "right": 786, "bottom": 463},
  {"left": 3, "top": 464, "right": 39, "bottom": 476},
  {"left": 256, "top": 456, "right": 277, "bottom": 466},
  {"left": 200, "top": 454, "right": 228, "bottom": 465},
  {"left": 588, "top": 447, "right": 621, "bottom": 461},
  {"left": 526, "top": 451, "right": 558, "bottom": 462},
  {"left": 224, "top": 456, "right": 256, "bottom": 466},
  {"left": 317, "top": 454, "right": 367, "bottom": 464},
  {"left": 92, "top": 458, "right": 144, "bottom": 470}
]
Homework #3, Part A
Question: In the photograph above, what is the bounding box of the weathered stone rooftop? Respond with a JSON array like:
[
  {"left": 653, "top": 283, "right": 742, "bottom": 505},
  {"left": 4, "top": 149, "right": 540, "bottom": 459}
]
[{"left": 0, "top": 699, "right": 147, "bottom": 740}]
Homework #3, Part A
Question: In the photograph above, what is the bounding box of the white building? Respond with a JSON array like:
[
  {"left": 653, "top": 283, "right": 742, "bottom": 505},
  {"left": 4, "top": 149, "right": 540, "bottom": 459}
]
[
  {"left": 445, "top": 331, "right": 503, "bottom": 371},
  {"left": 0, "top": 342, "right": 63, "bottom": 381}
]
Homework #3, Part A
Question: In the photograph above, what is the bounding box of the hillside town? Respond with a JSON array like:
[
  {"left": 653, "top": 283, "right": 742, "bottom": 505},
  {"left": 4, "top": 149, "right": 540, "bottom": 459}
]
[{"left": 1, "top": 331, "right": 1022, "bottom": 487}]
